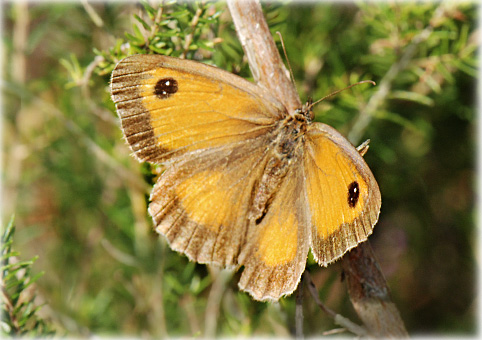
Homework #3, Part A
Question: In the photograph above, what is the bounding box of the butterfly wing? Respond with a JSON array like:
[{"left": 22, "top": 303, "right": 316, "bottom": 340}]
[
  {"left": 111, "top": 54, "right": 285, "bottom": 163},
  {"left": 149, "top": 135, "right": 276, "bottom": 267},
  {"left": 238, "top": 160, "right": 310, "bottom": 301},
  {"left": 304, "top": 123, "right": 381, "bottom": 265}
]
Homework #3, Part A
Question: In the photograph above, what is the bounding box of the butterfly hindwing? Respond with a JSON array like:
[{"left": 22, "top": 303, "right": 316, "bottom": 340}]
[
  {"left": 238, "top": 158, "right": 310, "bottom": 301},
  {"left": 149, "top": 138, "right": 272, "bottom": 267}
]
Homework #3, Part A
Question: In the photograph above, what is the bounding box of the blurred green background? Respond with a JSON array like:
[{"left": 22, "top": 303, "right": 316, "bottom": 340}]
[{"left": 2, "top": 1, "right": 477, "bottom": 337}]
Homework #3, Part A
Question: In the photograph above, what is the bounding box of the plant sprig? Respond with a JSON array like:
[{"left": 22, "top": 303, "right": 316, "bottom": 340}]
[{"left": 1, "top": 216, "right": 55, "bottom": 337}]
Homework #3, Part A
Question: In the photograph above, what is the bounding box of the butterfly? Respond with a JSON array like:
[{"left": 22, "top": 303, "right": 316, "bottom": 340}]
[{"left": 110, "top": 54, "right": 381, "bottom": 301}]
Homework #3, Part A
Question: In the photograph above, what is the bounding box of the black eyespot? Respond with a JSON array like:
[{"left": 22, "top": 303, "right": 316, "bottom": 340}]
[
  {"left": 347, "top": 181, "right": 360, "bottom": 208},
  {"left": 154, "top": 77, "right": 178, "bottom": 99}
]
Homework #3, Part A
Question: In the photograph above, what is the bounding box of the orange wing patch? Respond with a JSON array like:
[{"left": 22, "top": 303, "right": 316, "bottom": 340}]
[
  {"left": 174, "top": 170, "right": 227, "bottom": 232},
  {"left": 140, "top": 67, "right": 275, "bottom": 154},
  {"left": 257, "top": 210, "right": 298, "bottom": 266}
]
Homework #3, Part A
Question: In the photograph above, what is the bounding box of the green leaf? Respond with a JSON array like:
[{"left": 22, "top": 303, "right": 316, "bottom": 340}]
[{"left": 389, "top": 90, "right": 434, "bottom": 106}]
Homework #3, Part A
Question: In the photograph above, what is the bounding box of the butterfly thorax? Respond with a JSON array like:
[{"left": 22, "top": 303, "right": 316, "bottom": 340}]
[{"left": 248, "top": 111, "right": 310, "bottom": 225}]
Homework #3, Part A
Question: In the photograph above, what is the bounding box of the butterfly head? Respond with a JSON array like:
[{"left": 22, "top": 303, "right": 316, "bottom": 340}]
[{"left": 294, "top": 99, "right": 315, "bottom": 123}]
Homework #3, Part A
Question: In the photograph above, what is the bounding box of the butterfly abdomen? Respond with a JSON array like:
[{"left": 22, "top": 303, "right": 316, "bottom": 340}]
[{"left": 248, "top": 116, "right": 306, "bottom": 225}]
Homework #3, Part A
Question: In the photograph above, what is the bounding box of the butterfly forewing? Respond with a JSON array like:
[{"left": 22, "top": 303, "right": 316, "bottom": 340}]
[
  {"left": 111, "top": 55, "right": 284, "bottom": 164},
  {"left": 304, "top": 123, "right": 381, "bottom": 265}
]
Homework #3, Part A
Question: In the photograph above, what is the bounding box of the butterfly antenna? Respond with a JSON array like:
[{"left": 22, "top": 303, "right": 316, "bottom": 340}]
[
  {"left": 308, "top": 80, "right": 376, "bottom": 111},
  {"left": 276, "top": 31, "right": 297, "bottom": 92}
]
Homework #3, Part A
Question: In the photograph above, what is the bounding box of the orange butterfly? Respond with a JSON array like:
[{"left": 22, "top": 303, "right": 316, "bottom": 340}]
[{"left": 111, "top": 54, "right": 381, "bottom": 301}]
